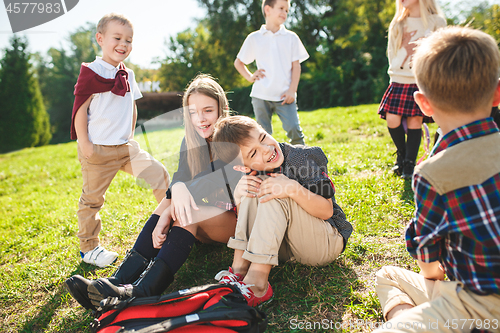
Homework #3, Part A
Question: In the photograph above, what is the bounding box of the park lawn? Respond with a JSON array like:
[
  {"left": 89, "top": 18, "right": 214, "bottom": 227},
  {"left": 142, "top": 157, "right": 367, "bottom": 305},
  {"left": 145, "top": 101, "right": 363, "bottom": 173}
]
[{"left": 0, "top": 104, "right": 436, "bottom": 332}]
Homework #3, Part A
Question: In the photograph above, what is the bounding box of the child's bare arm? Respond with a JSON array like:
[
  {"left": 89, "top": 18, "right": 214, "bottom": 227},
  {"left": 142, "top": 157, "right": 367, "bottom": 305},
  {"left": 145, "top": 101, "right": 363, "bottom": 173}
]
[
  {"left": 131, "top": 101, "right": 138, "bottom": 138},
  {"left": 234, "top": 58, "right": 266, "bottom": 83},
  {"left": 281, "top": 60, "right": 301, "bottom": 105},
  {"left": 74, "top": 96, "right": 93, "bottom": 158},
  {"left": 418, "top": 260, "right": 445, "bottom": 280},
  {"left": 258, "top": 173, "right": 333, "bottom": 220}
]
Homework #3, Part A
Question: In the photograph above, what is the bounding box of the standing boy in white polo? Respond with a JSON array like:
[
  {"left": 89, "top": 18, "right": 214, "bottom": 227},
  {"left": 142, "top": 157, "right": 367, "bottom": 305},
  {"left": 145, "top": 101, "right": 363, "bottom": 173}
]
[{"left": 234, "top": 0, "right": 309, "bottom": 145}]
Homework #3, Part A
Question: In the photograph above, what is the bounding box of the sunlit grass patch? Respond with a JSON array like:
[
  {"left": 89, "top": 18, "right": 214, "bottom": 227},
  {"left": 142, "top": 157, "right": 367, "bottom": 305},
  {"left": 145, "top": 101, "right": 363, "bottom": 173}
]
[{"left": 0, "top": 104, "right": 435, "bottom": 332}]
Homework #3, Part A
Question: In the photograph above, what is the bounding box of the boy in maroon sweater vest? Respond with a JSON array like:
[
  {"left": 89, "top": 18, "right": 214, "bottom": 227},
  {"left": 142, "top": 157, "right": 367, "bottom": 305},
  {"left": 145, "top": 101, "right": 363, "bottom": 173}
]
[{"left": 71, "top": 13, "right": 169, "bottom": 267}]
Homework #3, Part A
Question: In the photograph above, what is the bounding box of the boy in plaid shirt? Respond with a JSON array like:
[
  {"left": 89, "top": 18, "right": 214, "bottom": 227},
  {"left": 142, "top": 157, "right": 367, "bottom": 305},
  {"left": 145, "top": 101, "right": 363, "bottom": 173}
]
[
  {"left": 211, "top": 116, "right": 352, "bottom": 307},
  {"left": 375, "top": 27, "right": 500, "bottom": 332}
]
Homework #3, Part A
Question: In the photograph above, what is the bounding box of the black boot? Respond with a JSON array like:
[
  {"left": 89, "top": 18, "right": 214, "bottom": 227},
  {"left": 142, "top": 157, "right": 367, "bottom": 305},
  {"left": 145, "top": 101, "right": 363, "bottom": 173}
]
[
  {"left": 402, "top": 128, "right": 422, "bottom": 179},
  {"left": 64, "top": 275, "right": 95, "bottom": 310},
  {"left": 402, "top": 159, "right": 415, "bottom": 179},
  {"left": 64, "top": 249, "right": 150, "bottom": 311},
  {"left": 391, "top": 151, "right": 405, "bottom": 176},
  {"left": 87, "top": 257, "right": 174, "bottom": 309},
  {"left": 388, "top": 124, "right": 406, "bottom": 176},
  {"left": 109, "top": 249, "right": 151, "bottom": 285}
]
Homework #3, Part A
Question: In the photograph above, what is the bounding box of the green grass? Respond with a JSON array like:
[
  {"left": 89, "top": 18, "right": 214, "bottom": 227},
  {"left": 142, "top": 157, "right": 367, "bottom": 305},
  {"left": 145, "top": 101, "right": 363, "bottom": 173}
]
[{"left": 0, "top": 104, "right": 437, "bottom": 332}]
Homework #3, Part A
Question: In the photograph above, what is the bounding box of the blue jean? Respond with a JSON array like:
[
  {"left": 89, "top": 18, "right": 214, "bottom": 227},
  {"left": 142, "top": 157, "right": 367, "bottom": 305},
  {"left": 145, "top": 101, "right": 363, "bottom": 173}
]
[{"left": 251, "top": 97, "right": 305, "bottom": 145}]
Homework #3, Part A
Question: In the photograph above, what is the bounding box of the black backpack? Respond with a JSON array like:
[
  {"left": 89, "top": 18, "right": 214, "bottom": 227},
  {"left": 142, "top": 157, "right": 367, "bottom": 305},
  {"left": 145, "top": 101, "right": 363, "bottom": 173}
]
[{"left": 90, "top": 283, "right": 267, "bottom": 333}]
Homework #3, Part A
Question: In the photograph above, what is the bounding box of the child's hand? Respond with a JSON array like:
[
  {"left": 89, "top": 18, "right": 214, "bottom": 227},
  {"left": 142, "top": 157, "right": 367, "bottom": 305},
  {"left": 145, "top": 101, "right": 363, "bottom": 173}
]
[
  {"left": 258, "top": 173, "right": 298, "bottom": 203},
  {"left": 234, "top": 170, "right": 262, "bottom": 206},
  {"left": 152, "top": 208, "right": 172, "bottom": 248},
  {"left": 250, "top": 69, "right": 266, "bottom": 82},
  {"left": 417, "top": 260, "right": 445, "bottom": 281},
  {"left": 79, "top": 140, "right": 94, "bottom": 159},
  {"left": 171, "top": 182, "right": 199, "bottom": 227},
  {"left": 280, "top": 89, "right": 296, "bottom": 105}
]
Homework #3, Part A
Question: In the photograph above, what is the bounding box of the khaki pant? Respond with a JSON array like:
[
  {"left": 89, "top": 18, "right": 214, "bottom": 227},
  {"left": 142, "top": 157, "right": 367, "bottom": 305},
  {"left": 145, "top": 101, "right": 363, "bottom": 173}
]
[
  {"left": 228, "top": 194, "right": 344, "bottom": 266},
  {"left": 375, "top": 266, "right": 500, "bottom": 333},
  {"left": 77, "top": 140, "right": 169, "bottom": 252}
]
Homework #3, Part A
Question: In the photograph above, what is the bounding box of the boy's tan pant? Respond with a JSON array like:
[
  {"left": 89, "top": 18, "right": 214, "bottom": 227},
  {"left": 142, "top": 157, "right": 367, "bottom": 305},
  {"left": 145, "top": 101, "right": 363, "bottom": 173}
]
[
  {"left": 77, "top": 140, "right": 169, "bottom": 253},
  {"left": 227, "top": 194, "right": 344, "bottom": 266},
  {"left": 375, "top": 266, "right": 500, "bottom": 333}
]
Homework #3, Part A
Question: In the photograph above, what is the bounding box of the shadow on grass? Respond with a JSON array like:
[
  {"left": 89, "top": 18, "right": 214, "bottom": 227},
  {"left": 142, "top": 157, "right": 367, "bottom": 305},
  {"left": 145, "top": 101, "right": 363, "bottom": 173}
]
[
  {"left": 401, "top": 178, "right": 414, "bottom": 205},
  {"left": 20, "top": 263, "right": 99, "bottom": 333},
  {"left": 262, "top": 259, "right": 358, "bottom": 332},
  {"left": 169, "top": 242, "right": 235, "bottom": 291},
  {"left": 149, "top": 242, "right": 360, "bottom": 332},
  {"left": 20, "top": 243, "right": 233, "bottom": 333},
  {"left": 21, "top": 243, "right": 359, "bottom": 333}
]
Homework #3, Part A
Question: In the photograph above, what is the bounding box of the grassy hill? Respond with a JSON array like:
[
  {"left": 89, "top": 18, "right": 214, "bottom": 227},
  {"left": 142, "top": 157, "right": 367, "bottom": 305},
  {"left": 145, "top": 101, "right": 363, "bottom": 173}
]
[{"left": 0, "top": 104, "right": 436, "bottom": 332}]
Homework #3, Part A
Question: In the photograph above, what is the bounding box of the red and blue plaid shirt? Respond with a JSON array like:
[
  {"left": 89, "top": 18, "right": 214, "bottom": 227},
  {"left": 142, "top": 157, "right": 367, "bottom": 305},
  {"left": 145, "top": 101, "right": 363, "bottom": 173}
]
[{"left": 406, "top": 118, "right": 500, "bottom": 295}]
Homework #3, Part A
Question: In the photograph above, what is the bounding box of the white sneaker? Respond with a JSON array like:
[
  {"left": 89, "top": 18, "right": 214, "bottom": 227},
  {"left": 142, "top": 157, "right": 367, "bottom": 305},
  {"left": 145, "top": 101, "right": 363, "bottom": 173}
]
[{"left": 81, "top": 246, "right": 118, "bottom": 268}]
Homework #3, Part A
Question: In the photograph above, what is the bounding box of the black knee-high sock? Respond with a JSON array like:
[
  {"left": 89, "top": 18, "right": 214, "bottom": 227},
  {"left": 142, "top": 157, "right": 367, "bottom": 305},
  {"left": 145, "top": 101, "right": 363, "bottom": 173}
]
[
  {"left": 156, "top": 226, "right": 196, "bottom": 274},
  {"left": 133, "top": 214, "right": 161, "bottom": 260},
  {"left": 406, "top": 128, "right": 422, "bottom": 163},
  {"left": 388, "top": 124, "right": 406, "bottom": 157}
]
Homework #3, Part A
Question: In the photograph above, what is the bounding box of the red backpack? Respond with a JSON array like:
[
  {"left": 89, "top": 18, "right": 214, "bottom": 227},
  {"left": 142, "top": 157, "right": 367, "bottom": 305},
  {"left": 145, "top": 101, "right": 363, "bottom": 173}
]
[{"left": 90, "top": 284, "right": 267, "bottom": 333}]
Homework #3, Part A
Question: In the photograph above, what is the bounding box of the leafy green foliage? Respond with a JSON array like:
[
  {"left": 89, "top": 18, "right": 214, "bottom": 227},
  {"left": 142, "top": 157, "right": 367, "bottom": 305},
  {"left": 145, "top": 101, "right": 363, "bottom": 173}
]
[
  {"left": 14, "top": 0, "right": 498, "bottom": 150},
  {"left": 158, "top": 21, "right": 249, "bottom": 92},
  {"left": 35, "top": 23, "right": 98, "bottom": 144},
  {"left": 294, "top": 0, "right": 394, "bottom": 108},
  {"left": 160, "top": 0, "right": 395, "bottom": 110},
  {"left": 463, "top": 2, "right": 500, "bottom": 45},
  {"left": 0, "top": 36, "right": 51, "bottom": 153},
  {"left": 159, "top": 0, "right": 500, "bottom": 113}
]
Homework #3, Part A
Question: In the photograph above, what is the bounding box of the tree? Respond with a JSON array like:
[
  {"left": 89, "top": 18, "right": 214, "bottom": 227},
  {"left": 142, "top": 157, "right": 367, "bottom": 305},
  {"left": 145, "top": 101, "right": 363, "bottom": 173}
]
[
  {"left": 0, "top": 36, "right": 51, "bottom": 153},
  {"left": 189, "top": 0, "right": 394, "bottom": 108},
  {"left": 159, "top": 21, "right": 247, "bottom": 92},
  {"left": 35, "top": 23, "right": 98, "bottom": 143},
  {"left": 464, "top": 2, "right": 500, "bottom": 45},
  {"left": 158, "top": 0, "right": 499, "bottom": 111}
]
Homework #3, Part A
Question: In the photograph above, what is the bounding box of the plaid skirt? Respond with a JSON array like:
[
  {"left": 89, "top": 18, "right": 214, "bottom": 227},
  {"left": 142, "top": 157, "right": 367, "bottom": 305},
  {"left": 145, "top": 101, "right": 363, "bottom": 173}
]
[{"left": 378, "top": 83, "right": 433, "bottom": 123}]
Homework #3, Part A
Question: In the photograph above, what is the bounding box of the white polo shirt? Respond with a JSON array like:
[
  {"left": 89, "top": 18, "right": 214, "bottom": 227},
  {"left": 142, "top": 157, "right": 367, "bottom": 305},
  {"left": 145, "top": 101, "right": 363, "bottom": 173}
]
[
  {"left": 86, "top": 57, "right": 142, "bottom": 145},
  {"left": 237, "top": 25, "right": 309, "bottom": 102}
]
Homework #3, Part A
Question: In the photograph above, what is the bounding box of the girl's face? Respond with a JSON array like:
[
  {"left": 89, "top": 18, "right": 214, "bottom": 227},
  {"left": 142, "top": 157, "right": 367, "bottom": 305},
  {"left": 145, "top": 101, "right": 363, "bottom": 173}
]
[{"left": 187, "top": 93, "right": 220, "bottom": 139}]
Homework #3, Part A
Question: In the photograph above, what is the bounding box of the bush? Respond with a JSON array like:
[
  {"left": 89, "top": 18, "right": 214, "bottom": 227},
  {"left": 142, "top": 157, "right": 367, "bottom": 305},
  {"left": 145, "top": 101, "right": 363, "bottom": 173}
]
[
  {"left": 227, "top": 85, "right": 253, "bottom": 116},
  {"left": 0, "top": 36, "right": 51, "bottom": 153}
]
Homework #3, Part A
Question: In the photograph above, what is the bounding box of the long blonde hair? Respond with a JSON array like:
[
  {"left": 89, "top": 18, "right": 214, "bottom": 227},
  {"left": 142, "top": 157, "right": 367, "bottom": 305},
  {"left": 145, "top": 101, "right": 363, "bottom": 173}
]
[
  {"left": 387, "top": 0, "right": 445, "bottom": 59},
  {"left": 182, "top": 74, "right": 230, "bottom": 178}
]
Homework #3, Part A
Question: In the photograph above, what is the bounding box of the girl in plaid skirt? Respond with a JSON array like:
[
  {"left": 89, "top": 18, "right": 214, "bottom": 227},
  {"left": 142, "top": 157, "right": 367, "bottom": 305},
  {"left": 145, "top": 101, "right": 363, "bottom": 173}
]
[{"left": 378, "top": 0, "right": 446, "bottom": 178}]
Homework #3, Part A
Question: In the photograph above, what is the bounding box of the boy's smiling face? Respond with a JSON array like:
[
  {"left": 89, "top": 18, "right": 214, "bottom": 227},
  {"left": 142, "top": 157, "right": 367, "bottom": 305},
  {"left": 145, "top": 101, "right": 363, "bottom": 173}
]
[
  {"left": 265, "top": 0, "right": 289, "bottom": 26},
  {"left": 238, "top": 128, "right": 284, "bottom": 171},
  {"left": 96, "top": 20, "right": 133, "bottom": 67}
]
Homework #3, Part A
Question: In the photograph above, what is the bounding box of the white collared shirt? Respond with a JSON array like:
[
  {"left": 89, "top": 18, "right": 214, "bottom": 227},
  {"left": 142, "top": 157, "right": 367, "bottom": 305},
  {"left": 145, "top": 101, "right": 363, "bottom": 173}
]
[
  {"left": 237, "top": 25, "right": 309, "bottom": 102},
  {"left": 86, "top": 57, "right": 142, "bottom": 145}
]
